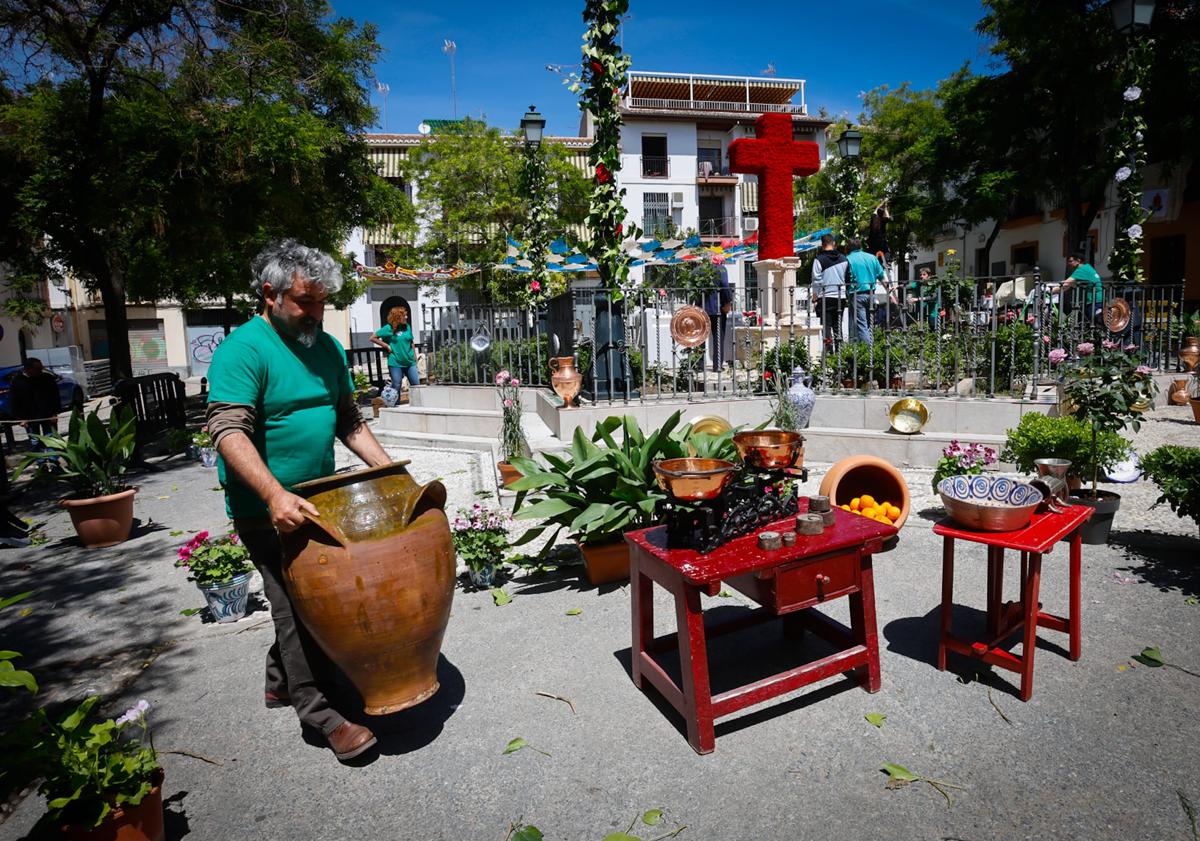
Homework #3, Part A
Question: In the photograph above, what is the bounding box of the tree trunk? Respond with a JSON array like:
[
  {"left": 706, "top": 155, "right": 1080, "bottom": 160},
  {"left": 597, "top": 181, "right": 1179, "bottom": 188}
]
[
  {"left": 223, "top": 294, "right": 234, "bottom": 336},
  {"left": 983, "top": 218, "right": 1004, "bottom": 270},
  {"left": 97, "top": 263, "right": 133, "bottom": 382}
]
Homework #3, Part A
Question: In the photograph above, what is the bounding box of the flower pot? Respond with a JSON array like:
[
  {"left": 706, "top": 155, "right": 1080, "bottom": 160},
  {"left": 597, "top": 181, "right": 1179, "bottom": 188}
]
[
  {"left": 60, "top": 768, "right": 165, "bottom": 841},
  {"left": 1169, "top": 378, "right": 1191, "bottom": 406},
  {"left": 1191, "top": 398, "right": 1200, "bottom": 424},
  {"left": 281, "top": 463, "right": 453, "bottom": 715},
  {"left": 199, "top": 447, "right": 218, "bottom": 468},
  {"left": 1069, "top": 490, "right": 1121, "bottom": 545},
  {"left": 197, "top": 572, "right": 253, "bottom": 623},
  {"left": 61, "top": 488, "right": 137, "bottom": 549},
  {"left": 467, "top": 564, "right": 497, "bottom": 589},
  {"left": 578, "top": 539, "right": 629, "bottom": 585},
  {"left": 497, "top": 460, "right": 522, "bottom": 488},
  {"left": 1179, "top": 337, "right": 1200, "bottom": 372},
  {"left": 819, "top": 455, "right": 911, "bottom": 529}
]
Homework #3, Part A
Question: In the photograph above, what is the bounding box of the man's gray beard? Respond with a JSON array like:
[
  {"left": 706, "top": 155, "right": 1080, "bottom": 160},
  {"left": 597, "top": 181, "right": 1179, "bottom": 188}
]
[{"left": 295, "top": 327, "right": 319, "bottom": 348}]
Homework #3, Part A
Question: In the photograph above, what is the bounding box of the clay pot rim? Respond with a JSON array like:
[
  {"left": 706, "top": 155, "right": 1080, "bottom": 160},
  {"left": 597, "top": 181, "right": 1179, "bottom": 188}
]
[
  {"left": 60, "top": 767, "right": 164, "bottom": 834},
  {"left": 292, "top": 461, "right": 413, "bottom": 495},
  {"left": 60, "top": 487, "right": 137, "bottom": 508}
]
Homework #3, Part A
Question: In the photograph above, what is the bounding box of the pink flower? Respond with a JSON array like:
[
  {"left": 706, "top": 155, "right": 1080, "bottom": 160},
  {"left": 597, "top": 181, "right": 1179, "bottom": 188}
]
[
  {"left": 1135, "top": 365, "right": 1152, "bottom": 374},
  {"left": 1042, "top": 336, "right": 1051, "bottom": 344},
  {"left": 504, "top": 399, "right": 513, "bottom": 408},
  {"left": 1076, "top": 342, "right": 1095, "bottom": 357},
  {"left": 530, "top": 280, "right": 541, "bottom": 292},
  {"left": 177, "top": 546, "right": 192, "bottom": 561},
  {"left": 1048, "top": 348, "right": 1068, "bottom": 364},
  {"left": 1103, "top": 339, "right": 1120, "bottom": 349},
  {"left": 1026, "top": 314, "right": 1036, "bottom": 325},
  {"left": 194, "top": 530, "right": 209, "bottom": 543},
  {"left": 1124, "top": 343, "right": 1136, "bottom": 352},
  {"left": 1005, "top": 310, "right": 1016, "bottom": 323},
  {"left": 511, "top": 378, "right": 519, "bottom": 386},
  {"left": 658, "top": 288, "right": 667, "bottom": 298}
]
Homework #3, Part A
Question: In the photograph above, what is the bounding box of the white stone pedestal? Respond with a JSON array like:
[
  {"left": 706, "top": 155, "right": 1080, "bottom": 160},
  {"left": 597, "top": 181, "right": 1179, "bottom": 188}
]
[{"left": 753, "top": 256, "right": 802, "bottom": 326}]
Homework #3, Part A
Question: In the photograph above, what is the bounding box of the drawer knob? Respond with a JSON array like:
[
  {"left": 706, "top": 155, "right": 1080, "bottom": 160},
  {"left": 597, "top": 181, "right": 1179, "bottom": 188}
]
[{"left": 816, "top": 574, "right": 831, "bottom": 585}]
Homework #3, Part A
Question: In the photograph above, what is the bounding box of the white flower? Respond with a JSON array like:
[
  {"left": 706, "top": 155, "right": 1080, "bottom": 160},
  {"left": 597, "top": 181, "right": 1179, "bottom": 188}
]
[
  {"left": 1127, "top": 224, "right": 1143, "bottom": 239},
  {"left": 1134, "top": 131, "right": 1144, "bottom": 142},
  {"left": 1114, "top": 166, "right": 1132, "bottom": 183},
  {"left": 115, "top": 699, "right": 151, "bottom": 726},
  {"left": 1123, "top": 86, "right": 1141, "bottom": 102}
]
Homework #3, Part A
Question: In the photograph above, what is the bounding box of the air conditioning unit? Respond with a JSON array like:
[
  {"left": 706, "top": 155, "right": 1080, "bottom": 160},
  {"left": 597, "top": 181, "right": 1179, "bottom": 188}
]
[
  {"left": 670, "top": 192, "right": 685, "bottom": 208},
  {"left": 742, "top": 217, "right": 759, "bottom": 232}
]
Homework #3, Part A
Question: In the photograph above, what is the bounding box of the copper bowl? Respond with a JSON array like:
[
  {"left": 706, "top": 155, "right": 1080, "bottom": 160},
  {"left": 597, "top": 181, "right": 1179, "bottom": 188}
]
[
  {"left": 653, "top": 458, "right": 740, "bottom": 501},
  {"left": 732, "top": 430, "right": 804, "bottom": 470}
]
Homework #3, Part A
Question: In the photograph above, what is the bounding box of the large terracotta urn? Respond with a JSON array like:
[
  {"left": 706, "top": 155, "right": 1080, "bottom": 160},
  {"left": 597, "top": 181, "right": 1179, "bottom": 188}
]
[
  {"left": 282, "top": 462, "right": 454, "bottom": 715},
  {"left": 549, "top": 356, "right": 583, "bottom": 408}
]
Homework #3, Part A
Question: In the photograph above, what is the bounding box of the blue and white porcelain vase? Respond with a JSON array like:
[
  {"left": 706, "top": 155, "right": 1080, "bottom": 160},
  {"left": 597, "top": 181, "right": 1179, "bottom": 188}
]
[
  {"left": 199, "top": 447, "right": 218, "bottom": 468},
  {"left": 467, "top": 564, "right": 497, "bottom": 589},
  {"left": 197, "top": 572, "right": 252, "bottom": 623},
  {"left": 786, "top": 366, "right": 816, "bottom": 429}
]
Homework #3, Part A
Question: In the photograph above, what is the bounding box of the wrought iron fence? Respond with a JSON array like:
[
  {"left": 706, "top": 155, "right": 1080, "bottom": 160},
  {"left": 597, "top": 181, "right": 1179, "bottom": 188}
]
[{"left": 415, "top": 277, "right": 1186, "bottom": 405}]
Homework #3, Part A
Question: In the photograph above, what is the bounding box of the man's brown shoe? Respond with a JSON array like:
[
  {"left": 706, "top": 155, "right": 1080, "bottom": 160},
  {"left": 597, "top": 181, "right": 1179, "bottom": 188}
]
[
  {"left": 264, "top": 690, "right": 291, "bottom": 709},
  {"left": 328, "top": 721, "right": 377, "bottom": 762}
]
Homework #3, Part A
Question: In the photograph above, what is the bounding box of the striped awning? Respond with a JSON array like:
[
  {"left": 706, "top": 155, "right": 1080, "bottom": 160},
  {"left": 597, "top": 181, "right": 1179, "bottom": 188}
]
[
  {"left": 370, "top": 147, "right": 407, "bottom": 178},
  {"left": 741, "top": 180, "right": 758, "bottom": 213}
]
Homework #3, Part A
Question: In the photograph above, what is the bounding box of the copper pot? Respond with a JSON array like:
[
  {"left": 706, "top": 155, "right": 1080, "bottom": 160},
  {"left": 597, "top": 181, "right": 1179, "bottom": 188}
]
[
  {"left": 282, "top": 462, "right": 454, "bottom": 715},
  {"left": 1169, "top": 378, "right": 1191, "bottom": 405},
  {"left": 1181, "top": 337, "right": 1200, "bottom": 373},
  {"left": 549, "top": 356, "right": 583, "bottom": 407},
  {"left": 653, "top": 458, "right": 740, "bottom": 501},
  {"left": 732, "top": 430, "right": 805, "bottom": 470}
]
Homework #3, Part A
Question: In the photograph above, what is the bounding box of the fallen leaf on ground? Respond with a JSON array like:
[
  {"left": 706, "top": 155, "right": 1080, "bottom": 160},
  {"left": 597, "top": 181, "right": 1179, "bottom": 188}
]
[
  {"left": 565, "top": 608, "right": 582, "bottom": 616},
  {"left": 491, "top": 587, "right": 511, "bottom": 606},
  {"left": 864, "top": 713, "right": 886, "bottom": 728},
  {"left": 642, "top": 808, "right": 663, "bottom": 826},
  {"left": 1133, "top": 646, "right": 1165, "bottom": 667}
]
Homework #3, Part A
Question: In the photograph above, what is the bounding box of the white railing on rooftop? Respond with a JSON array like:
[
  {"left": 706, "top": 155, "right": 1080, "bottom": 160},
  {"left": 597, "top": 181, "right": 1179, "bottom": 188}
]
[{"left": 627, "top": 97, "right": 806, "bottom": 115}]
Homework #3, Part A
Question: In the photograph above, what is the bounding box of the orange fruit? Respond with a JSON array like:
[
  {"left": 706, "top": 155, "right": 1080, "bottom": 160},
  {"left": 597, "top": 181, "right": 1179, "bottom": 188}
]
[
  {"left": 861, "top": 507, "right": 877, "bottom": 518},
  {"left": 886, "top": 504, "right": 900, "bottom": 519},
  {"left": 840, "top": 504, "right": 852, "bottom": 511},
  {"left": 880, "top": 515, "right": 894, "bottom": 526},
  {"left": 860, "top": 494, "right": 877, "bottom": 509},
  {"left": 850, "top": 497, "right": 862, "bottom": 511}
]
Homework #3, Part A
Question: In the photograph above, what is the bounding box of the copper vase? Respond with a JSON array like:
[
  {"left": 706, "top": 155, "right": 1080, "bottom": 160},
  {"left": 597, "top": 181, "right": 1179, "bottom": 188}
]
[
  {"left": 282, "top": 462, "right": 454, "bottom": 715},
  {"left": 549, "top": 356, "right": 583, "bottom": 407},
  {"left": 1169, "top": 378, "right": 1191, "bottom": 405},
  {"left": 1180, "top": 337, "right": 1200, "bottom": 373}
]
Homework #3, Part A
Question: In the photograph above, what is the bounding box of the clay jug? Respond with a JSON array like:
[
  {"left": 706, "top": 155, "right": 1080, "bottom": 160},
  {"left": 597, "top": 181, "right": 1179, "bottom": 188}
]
[
  {"left": 1180, "top": 337, "right": 1200, "bottom": 373},
  {"left": 549, "top": 356, "right": 583, "bottom": 407},
  {"left": 282, "top": 462, "right": 454, "bottom": 715}
]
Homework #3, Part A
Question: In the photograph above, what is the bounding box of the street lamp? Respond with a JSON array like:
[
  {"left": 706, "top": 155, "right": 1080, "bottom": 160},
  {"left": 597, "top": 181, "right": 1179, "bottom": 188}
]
[
  {"left": 836, "top": 128, "right": 862, "bottom": 160},
  {"left": 1108, "top": 0, "right": 1155, "bottom": 34},
  {"left": 520, "top": 104, "right": 546, "bottom": 149}
]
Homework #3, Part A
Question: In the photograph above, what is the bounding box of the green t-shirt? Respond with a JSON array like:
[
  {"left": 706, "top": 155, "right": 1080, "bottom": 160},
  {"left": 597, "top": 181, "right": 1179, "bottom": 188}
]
[
  {"left": 207, "top": 316, "right": 351, "bottom": 519},
  {"left": 1068, "top": 263, "right": 1103, "bottom": 305},
  {"left": 374, "top": 323, "right": 415, "bottom": 367}
]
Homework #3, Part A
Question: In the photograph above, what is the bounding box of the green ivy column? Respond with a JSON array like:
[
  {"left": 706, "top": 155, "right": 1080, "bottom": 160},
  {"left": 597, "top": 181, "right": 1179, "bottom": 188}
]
[
  {"left": 521, "top": 141, "right": 552, "bottom": 303},
  {"left": 1108, "top": 37, "right": 1152, "bottom": 286}
]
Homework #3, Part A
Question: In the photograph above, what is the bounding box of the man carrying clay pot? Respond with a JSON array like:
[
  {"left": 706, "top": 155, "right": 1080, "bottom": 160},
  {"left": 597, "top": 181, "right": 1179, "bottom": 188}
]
[{"left": 207, "top": 239, "right": 392, "bottom": 762}]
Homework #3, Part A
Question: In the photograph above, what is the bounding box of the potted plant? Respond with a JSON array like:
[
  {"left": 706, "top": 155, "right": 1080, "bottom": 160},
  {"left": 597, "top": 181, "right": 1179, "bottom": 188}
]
[
  {"left": 495, "top": 370, "right": 528, "bottom": 487},
  {"left": 193, "top": 426, "right": 217, "bottom": 467},
  {"left": 175, "top": 530, "right": 255, "bottom": 623},
  {"left": 451, "top": 504, "right": 509, "bottom": 588},
  {"left": 1, "top": 696, "right": 163, "bottom": 840},
  {"left": 1053, "top": 341, "right": 1157, "bottom": 543},
  {"left": 12, "top": 407, "right": 138, "bottom": 548},
  {"left": 510, "top": 411, "right": 688, "bottom": 585},
  {"left": 931, "top": 440, "right": 998, "bottom": 494},
  {"left": 1139, "top": 445, "right": 1200, "bottom": 538},
  {"left": 1002, "top": 411, "right": 1130, "bottom": 490}
]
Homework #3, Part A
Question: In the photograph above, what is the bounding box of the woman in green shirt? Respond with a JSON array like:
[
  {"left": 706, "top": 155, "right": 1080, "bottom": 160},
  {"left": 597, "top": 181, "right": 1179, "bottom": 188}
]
[{"left": 371, "top": 305, "right": 419, "bottom": 390}]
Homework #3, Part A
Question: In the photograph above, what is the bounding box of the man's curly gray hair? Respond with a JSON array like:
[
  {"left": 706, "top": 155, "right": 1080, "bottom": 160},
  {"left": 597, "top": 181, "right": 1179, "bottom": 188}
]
[{"left": 250, "top": 239, "right": 345, "bottom": 296}]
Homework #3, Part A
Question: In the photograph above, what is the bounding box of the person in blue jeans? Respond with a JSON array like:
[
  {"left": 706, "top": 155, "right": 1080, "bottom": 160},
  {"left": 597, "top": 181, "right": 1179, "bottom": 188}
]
[
  {"left": 845, "top": 237, "right": 884, "bottom": 344},
  {"left": 371, "top": 306, "right": 419, "bottom": 391}
]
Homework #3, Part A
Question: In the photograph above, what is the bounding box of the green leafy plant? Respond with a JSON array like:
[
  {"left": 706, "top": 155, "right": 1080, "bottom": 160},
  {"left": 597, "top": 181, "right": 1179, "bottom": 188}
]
[
  {"left": 12, "top": 407, "right": 137, "bottom": 498},
  {"left": 0, "top": 591, "right": 37, "bottom": 694},
  {"left": 191, "top": 426, "right": 214, "bottom": 449},
  {"left": 495, "top": 370, "right": 528, "bottom": 462},
  {"left": 451, "top": 504, "right": 509, "bottom": 574},
  {"left": 1002, "top": 412, "right": 1129, "bottom": 485},
  {"left": 1139, "top": 445, "right": 1200, "bottom": 531},
  {"left": 350, "top": 366, "right": 373, "bottom": 399},
  {"left": 1053, "top": 341, "right": 1158, "bottom": 494},
  {"left": 765, "top": 370, "right": 803, "bottom": 431},
  {"left": 175, "top": 531, "right": 252, "bottom": 585},
  {"left": 1, "top": 696, "right": 160, "bottom": 830},
  {"left": 759, "top": 337, "right": 812, "bottom": 383},
  {"left": 510, "top": 411, "right": 688, "bottom": 550}
]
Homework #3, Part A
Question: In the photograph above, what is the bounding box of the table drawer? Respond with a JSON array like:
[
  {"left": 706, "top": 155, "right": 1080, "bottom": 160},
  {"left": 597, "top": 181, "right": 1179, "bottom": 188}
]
[{"left": 773, "top": 551, "right": 860, "bottom": 611}]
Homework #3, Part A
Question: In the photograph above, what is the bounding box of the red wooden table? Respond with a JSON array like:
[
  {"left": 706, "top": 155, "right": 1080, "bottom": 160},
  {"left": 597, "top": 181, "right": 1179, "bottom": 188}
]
[
  {"left": 625, "top": 503, "right": 896, "bottom": 754},
  {"left": 933, "top": 505, "right": 1093, "bottom": 701}
]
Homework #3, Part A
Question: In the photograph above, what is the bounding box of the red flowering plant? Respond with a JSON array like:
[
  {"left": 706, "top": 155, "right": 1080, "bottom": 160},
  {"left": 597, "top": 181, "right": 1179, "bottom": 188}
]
[{"left": 175, "top": 531, "right": 253, "bottom": 586}]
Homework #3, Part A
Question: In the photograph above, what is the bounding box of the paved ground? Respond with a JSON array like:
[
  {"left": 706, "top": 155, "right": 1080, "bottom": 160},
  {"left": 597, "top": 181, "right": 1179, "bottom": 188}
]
[{"left": 1, "top": 407, "right": 1198, "bottom": 840}]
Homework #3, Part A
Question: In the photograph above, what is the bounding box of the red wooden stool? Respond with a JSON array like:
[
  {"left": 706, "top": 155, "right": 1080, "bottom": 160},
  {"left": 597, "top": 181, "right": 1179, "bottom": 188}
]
[
  {"left": 933, "top": 505, "right": 1093, "bottom": 701},
  {"left": 625, "top": 505, "right": 895, "bottom": 754}
]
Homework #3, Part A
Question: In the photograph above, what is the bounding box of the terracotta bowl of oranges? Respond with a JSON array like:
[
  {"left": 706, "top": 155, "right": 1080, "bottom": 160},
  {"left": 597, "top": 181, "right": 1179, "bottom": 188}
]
[
  {"left": 819, "top": 455, "right": 911, "bottom": 528},
  {"left": 839, "top": 494, "right": 902, "bottom": 527}
]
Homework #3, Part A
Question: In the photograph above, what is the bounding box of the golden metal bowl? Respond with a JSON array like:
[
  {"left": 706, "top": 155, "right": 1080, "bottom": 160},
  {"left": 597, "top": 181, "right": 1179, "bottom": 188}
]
[
  {"left": 653, "top": 458, "right": 740, "bottom": 501},
  {"left": 688, "top": 415, "right": 733, "bottom": 438},
  {"left": 670, "top": 306, "right": 711, "bottom": 349},
  {"left": 732, "top": 430, "right": 805, "bottom": 470},
  {"left": 888, "top": 398, "right": 929, "bottom": 435}
]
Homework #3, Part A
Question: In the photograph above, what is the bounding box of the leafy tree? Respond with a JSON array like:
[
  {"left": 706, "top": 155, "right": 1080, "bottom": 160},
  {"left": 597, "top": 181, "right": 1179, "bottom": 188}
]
[{"left": 0, "top": 0, "right": 405, "bottom": 379}]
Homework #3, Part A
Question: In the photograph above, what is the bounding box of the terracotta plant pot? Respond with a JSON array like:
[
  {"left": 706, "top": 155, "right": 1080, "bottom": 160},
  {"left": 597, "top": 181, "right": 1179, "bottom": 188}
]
[
  {"left": 1069, "top": 490, "right": 1121, "bottom": 545},
  {"left": 1191, "top": 398, "right": 1200, "bottom": 424},
  {"left": 497, "top": 461, "right": 522, "bottom": 488},
  {"left": 549, "top": 356, "right": 583, "bottom": 408},
  {"left": 819, "top": 455, "right": 911, "bottom": 529},
  {"left": 1179, "top": 337, "right": 1200, "bottom": 373},
  {"left": 61, "top": 488, "right": 137, "bottom": 549},
  {"left": 579, "top": 539, "right": 629, "bottom": 585},
  {"left": 282, "top": 463, "right": 454, "bottom": 715},
  {"left": 60, "top": 769, "right": 165, "bottom": 841}
]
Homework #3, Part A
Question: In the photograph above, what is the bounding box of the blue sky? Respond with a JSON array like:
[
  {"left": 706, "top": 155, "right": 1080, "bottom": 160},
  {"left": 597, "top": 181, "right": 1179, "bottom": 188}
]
[{"left": 331, "top": 1, "right": 995, "bottom": 135}]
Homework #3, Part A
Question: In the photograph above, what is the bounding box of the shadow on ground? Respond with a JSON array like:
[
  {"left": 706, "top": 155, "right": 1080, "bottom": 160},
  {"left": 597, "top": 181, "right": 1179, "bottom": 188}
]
[{"left": 1110, "top": 529, "right": 1200, "bottom": 599}]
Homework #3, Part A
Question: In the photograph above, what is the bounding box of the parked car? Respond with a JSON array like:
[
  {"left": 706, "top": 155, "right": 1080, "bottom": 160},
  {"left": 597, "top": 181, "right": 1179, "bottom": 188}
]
[{"left": 0, "top": 364, "right": 86, "bottom": 421}]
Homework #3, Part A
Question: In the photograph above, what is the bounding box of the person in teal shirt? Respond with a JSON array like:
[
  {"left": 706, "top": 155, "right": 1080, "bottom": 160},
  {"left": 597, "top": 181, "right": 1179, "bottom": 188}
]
[
  {"left": 845, "top": 237, "right": 885, "bottom": 344},
  {"left": 1062, "top": 252, "right": 1103, "bottom": 324},
  {"left": 371, "top": 305, "right": 419, "bottom": 391},
  {"left": 206, "top": 239, "right": 392, "bottom": 763}
]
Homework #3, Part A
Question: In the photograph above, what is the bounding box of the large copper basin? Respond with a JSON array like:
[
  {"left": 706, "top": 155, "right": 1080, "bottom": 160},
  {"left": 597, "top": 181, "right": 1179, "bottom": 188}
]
[
  {"left": 732, "top": 430, "right": 805, "bottom": 470},
  {"left": 653, "top": 458, "right": 740, "bottom": 501}
]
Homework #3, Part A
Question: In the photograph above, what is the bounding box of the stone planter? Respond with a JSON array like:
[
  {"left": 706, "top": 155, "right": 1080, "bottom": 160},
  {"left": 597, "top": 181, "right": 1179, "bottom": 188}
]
[
  {"left": 1070, "top": 490, "right": 1121, "bottom": 545},
  {"left": 61, "top": 488, "right": 137, "bottom": 549},
  {"left": 197, "top": 572, "right": 253, "bottom": 623}
]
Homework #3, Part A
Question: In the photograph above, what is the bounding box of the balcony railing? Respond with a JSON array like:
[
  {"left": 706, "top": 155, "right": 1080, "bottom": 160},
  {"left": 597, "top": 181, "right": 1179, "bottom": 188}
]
[
  {"left": 628, "top": 97, "right": 805, "bottom": 115},
  {"left": 640, "top": 155, "right": 669, "bottom": 178},
  {"left": 698, "top": 217, "right": 738, "bottom": 238}
]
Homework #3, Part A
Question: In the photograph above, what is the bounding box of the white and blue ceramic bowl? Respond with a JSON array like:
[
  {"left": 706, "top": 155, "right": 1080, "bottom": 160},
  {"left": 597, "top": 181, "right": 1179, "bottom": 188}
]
[{"left": 938, "top": 475, "right": 1043, "bottom": 532}]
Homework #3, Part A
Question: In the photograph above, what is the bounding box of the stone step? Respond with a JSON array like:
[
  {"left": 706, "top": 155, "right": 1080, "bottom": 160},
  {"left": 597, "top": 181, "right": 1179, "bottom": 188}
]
[
  {"left": 377, "top": 405, "right": 501, "bottom": 437},
  {"left": 799, "top": 426, "right": 1007, "bottom": 470}
]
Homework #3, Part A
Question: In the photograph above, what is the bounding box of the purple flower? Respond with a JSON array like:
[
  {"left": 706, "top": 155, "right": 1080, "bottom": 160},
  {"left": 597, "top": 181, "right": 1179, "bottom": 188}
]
[
  {"left": 1048, "top": 348, "right": 1068, "bottom": 364},
  {"left": 115, "top": 699, "right": 150, "bottom": 726},
  {"left": 1076, "top": 342, "right": 1095, "bottom": 357},
  {"left": 1135, "top": 365, "right": 1152, "bottom": 375}
]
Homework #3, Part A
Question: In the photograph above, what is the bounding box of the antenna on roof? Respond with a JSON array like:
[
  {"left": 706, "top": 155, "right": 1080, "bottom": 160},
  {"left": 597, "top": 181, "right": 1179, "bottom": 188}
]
[
  {"left": 375, "top": 80, "right": 390, "bottom": 131},
  {"left": 442, "top": 39, "right": 458, "bottom": 119},
  {"left": 762, "top": 62, "right": 777, "bottom": 77}
]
